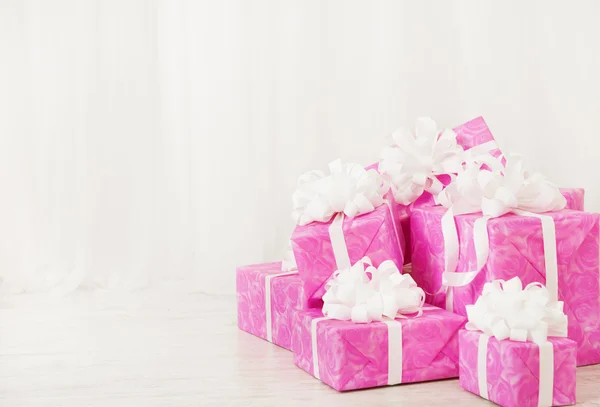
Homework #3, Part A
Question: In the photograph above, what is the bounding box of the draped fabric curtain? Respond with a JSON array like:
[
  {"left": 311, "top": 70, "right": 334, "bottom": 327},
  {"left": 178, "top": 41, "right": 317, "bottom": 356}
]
[{"left": 1, "top": 0, "right": 599, "bottom": 296}]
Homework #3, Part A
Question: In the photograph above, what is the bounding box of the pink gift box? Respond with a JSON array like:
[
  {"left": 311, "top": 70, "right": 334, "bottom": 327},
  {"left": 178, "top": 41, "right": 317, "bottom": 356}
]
[
  {"left": 236, "top": 262, "right": 305, "bottom": 350},
  {"left": 459, "top": 330, "right": 577, "bottom": 407},
  {"left": 411, "top": 207, "right": 600, "bottom": 366},
  {"left": 291, "top": 202, "right": 405, "bottom": 307},
  {"left": 292, "top": 306, "right": 465, "bottom": 391},
  {"left": 559, "top": 188, "right": 585, "bottom": 210}
]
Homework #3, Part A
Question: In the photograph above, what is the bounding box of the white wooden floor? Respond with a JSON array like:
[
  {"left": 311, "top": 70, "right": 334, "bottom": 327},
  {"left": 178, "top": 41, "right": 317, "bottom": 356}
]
[{"left": 1, "top": 287, "right": 599, "bottom": 407}]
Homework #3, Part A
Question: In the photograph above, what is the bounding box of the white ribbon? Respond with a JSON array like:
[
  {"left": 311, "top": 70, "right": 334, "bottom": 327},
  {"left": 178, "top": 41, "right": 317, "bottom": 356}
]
[
  {"left": 311, "top": 316, "right": 404, "bottom": 385},
  {"left": 264, "top": 270, "right": 299, "bottom": 342},
  {"left": 469, "top": 277, "right": 566, "bottom": 406},
  {"left": 322, "top": 257, "right": 425, "bottom": 323},
  {"left": 438, "top": 155, "right": 566, "bottom": 311},
  {"left": 465, "top": 277, "right": 568, "bottom": 343},
  {"left": 379, "top": 117, "right": 465, "bottom": 205}
]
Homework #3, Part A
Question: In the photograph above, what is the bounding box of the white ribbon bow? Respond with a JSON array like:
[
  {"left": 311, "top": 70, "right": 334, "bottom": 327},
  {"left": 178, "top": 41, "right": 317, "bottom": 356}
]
[
  {"left": 322, "top": 257, "right": 425, "bottom": 323},
  {"left": 378, "top": 117, "right": 465, "bottom": 205},
  {"left": 439, "top": 154, "right": 566, "bottom": 218},
  {"left": 292, "top": 159, "right": 389, "bottom": 226},
  {"left": 466, "top": 277, "right": 568, "bottom": 345}
]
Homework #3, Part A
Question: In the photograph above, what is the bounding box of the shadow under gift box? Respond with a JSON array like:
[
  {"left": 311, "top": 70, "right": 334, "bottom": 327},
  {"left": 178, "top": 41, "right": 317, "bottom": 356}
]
[
  {"left": 411, "top": 207, "right": 600, "bottom": 366},
  {"left": 236, "top": 262, "right": 309, "bottom": 351},
  {"left": 291, "top": 306, "right": 465, "bottom": 391},
  {"left": 459, "top": 330, "right": 577, "bottom": 407}
]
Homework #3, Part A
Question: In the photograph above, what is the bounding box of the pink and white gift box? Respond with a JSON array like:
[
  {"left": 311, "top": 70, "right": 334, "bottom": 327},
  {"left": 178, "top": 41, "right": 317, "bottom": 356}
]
[
  {"left": 236, "top": 262, "right": 304, "bottom": 350},
  {"left": 459, "top": 330, "right": 577, "bottom": 407},
  {"left": 291, "top": 202, "right": 405, "bottom": 308},
  {"left": 368, "top": 116, "right": 503, "bottom": 264},
  {"left": 291, "top": 306, "right": 465, "bottom": 391},
  {"left": 411, "top": 208, "right": 600, "bottom": 366}
]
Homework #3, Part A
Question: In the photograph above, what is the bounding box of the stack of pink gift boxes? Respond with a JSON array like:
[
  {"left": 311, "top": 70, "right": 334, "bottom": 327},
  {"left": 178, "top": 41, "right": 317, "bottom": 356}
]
[{"left": 236, "top": 116, "right": 596, "bottom": 407}]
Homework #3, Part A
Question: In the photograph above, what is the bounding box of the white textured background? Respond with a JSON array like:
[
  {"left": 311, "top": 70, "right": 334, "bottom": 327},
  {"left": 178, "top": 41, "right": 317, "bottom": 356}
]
[{"left": 2, "top": 0, "right": 600, "bottom": 296}]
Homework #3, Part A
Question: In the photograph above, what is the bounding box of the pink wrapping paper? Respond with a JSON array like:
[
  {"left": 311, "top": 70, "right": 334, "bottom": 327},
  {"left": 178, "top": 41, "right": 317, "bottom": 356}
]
[
  {"left": 292, "top": 306, "right": 465, "bottom": 391},
  {"left": 236, "top": 262, "right": 305, "bottom": 350},
  {"left": 291, "top": 202, "right": 405, "bottom": 307},
  {"left": 559, "top": 188, "right": 585, "bottom": 210},
  {"left": 411, "top": 207, "right": 600, "bottom": 366},
  {"left": 459, "top": 330, "right": 577, "bottom": 407}
]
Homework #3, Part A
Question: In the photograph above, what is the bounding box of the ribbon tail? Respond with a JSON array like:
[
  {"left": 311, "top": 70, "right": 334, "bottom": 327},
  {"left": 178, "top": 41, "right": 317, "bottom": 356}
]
[
  {"left": 328, "top": 212, "right": 351, "bottom": 270},
  {"left": 442, "top": 215, "right": 491, "bottom": 310}
]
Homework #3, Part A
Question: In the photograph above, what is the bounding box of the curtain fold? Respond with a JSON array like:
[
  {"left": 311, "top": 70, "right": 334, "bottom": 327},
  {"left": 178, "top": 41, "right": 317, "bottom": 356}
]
[{"left": 1, "top": 0, "right": 599, "bottom": 296}]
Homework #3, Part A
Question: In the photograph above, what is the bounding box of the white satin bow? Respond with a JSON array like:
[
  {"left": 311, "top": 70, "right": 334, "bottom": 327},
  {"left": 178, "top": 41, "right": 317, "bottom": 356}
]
[
  {"left": 439, "top": 154, "right": 566, "bottom": 217},
  {"left": 379, "top": 117, "right": 465, "bottom": 205},
  {"left": 322, "top": 257, "right": 425, "bottom": 323},
  {"left": 292, "top": 159, "right": 389, "bottom": 226},
  {"left": 438, "top": 155, "right": 567, "bottom": 312},
  {"left": 466, "top": 277, "right": 568, "bottom": 344}
]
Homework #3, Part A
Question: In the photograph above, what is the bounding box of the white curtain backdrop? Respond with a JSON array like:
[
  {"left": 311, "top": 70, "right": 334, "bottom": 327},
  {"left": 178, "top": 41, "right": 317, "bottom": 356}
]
[{"left": 1, "top": 0, "right": 599, "bottom": 297}]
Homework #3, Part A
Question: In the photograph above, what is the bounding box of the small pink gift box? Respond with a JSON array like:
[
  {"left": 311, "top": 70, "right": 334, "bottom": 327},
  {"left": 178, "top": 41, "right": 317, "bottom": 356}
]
[
  {"left": 411, "top": 208, "right": 600, "bottom": 366},
  {"left": 291, "top": 202, "right": 405, "bottom": 307},
  {"left": 236, "top": 262, "right": 304, "bottom": 350},
  {"left": 459, "top": 330, "right": 577, "bottom": 407},
  {"left": 292, "top": 306, "right": 465, "bottom": 391}
]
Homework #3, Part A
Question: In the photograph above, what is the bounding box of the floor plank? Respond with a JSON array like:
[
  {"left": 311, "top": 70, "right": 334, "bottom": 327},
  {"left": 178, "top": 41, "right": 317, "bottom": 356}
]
[{"left": 1, "top": 289, "right": 598, "bottom": 406}]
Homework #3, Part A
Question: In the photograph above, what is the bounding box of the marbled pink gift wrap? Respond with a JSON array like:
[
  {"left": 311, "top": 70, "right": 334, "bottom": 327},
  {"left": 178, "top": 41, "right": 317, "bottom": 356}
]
[
  {"left": 560, "top": 188, "right": 585, "bottom": 210},
  {"left": 291, "top": 202, "right": 405, "bottom": 307},
  {"left": 459, "top": 330, "right": 576, "bottom": 407},
  {"left": 411, "top": 207, "right": 600, "bottom": 366},
  {"left": 291, "top": 306, "right": 465, "bottom": 391},
  {"left": 236, "top": 262, "right": 305, "bottom": 350}
]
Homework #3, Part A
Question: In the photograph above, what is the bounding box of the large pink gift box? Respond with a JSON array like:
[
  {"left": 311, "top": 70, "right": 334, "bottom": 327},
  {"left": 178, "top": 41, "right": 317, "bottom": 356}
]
[
  {"left": 292, "top": 306, "right": 465, "bottom": 391},
  {"left": 459, "top": 330, "right": 577, "bottom": 407},
  {"left": 236, "top": 262, "right": 304, "bottom": 350},
  {"left": 411, "top": 207, "right": 600, "bottom": 366},
  {"left": 291, "top": 202, "right": 405, "bottom": 307}
]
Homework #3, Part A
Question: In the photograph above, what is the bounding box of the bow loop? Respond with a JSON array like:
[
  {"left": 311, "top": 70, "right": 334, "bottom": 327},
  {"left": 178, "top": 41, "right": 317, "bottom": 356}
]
[
  {"left": 323, "top": 258, "right": 425, "bottom": 323},
  {"left": 379, "top": 117, "right": 466, "bottom": 205},
  {"left": 292, "top": 159, "right": 388, "bottom": 226},
  {"left": 466, "top": 277, "right": 568, "bottom": 344}
]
